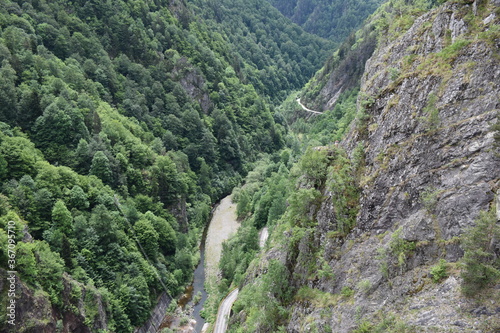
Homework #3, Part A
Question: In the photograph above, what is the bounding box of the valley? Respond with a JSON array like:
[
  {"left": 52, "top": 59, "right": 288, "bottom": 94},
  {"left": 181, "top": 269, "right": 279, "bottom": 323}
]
[{"left": 0, "top": 0, "right": 499, "bottom": 332}]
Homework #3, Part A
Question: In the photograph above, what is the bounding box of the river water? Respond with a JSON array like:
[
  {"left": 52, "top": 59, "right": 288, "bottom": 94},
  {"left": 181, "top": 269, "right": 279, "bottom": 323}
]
[
  {"left": 184, "top": 233, "right": 208, "bottom": 332},
  {"left": 177, "top": 195, "right": 240, "bottom": 332}
]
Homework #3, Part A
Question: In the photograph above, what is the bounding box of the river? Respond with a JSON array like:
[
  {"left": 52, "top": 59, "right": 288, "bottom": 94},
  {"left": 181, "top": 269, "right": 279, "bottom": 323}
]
[{"left": 178, "top": 195, "right": 240, "bottom": 332}]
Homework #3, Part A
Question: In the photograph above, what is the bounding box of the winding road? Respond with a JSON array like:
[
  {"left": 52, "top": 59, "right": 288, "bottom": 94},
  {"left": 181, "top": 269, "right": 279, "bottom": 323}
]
[
  {"left": 211, "top": 227, "right": 269, "bottom": 332},
  {"left": 213, "top": 289, "right": 239, "bottom": 333},
  {"left": 259, "top": 227, "right": 269, "bottom": 248},
  {"left": 296, "top": 98, "right": 322, "bottom": 114}
]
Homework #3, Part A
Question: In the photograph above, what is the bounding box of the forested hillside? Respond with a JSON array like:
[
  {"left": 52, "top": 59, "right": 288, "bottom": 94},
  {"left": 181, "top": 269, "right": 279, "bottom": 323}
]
[
  {"left": 266, "top": 0, "right": 384, "bottom": 43},
  {"left": 3, "top": 0, "right": 497, "bottom": 332},
  {"left": 189, "top": 0, "right": 335, "bottom": 101},
  {"left": 0, "top": 0, "right": 324, "bottom": 330},
  {"left": 300, "top": 0, "right": 449, "bottom": 111}
]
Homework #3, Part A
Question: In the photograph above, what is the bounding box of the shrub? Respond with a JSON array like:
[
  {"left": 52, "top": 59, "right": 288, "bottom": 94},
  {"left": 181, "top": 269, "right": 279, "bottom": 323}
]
[
  {"left": 460, "top": 206, "right": 500, "bottom": 296},
  {"left": 430, "top": 259, "right": 449, "bottom": 283},
  {"left": 341, "top": 286, "right": 354, "bottom": 297},
  {"left": 389, "top": 228, "right": 416, "bottom": 269},
  {"left": 357, "top": 279, "right": 372, "bottom": 293}
]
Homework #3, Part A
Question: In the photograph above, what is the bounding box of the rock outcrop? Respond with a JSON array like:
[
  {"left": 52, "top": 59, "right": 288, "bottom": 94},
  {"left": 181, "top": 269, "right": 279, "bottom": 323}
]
[
  {"left": 284, "top": 1, "right": 499, "bottom": 332},
  {"left": 0, "top": 269, "right": 108, "bottom": 333}
]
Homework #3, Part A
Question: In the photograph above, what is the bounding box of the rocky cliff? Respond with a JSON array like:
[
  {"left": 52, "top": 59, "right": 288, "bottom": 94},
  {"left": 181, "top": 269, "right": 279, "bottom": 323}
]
[
  {"left": 236, "top": 1, "right": 500, "bottom": 332},
  {"left": 0, "top": 269, "right": 108, "bottom": 333},
  {"left": 294, "top": 1, "right": 499, "bottom": 331}
]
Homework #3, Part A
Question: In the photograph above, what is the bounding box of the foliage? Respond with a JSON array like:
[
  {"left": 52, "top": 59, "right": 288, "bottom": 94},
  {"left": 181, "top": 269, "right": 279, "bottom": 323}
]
[
  {"left": 430, "top": 259, "right": 449, "bottom": 283},
  {"left": 286, "top": 188, "right": 322, "bottom": 227},
  {"left": 326, "top": 151, "right": 360, "bottom": 236},
  {"left": 231, "top": 260, "right": 292, "bottom": 332},
  {"left": 461, "top": 205, "right": 500, "bottom": 296},
  {"left": 190, "top": 0, "right": 335, "bottom": 102},
  {"left": 297, "top": 148, "right": 329, "bottom": 186},
  {"left": 0, "top": 0, "right": 312, "bottom": 327},
  {"left": 422, "top": 93, "right": 440, "bottom": 131},
  {"left": 340, "top": 286, "right": 354, "bottom": 298},
  {"left": 389, "top": 227, "right": 416, "bottom": 269},
  {"left": 354, "top": 313, "right": 416, "bottom": 333},
  {"left": 357, "top": 279, "right": 372, "bottom": 293},
  {"left": 300, "top": 0, "right": 443, "bottom": 111},
  {"left": 267, "top": 0, "right": 384, "bottom": 42},
  {"left": 295, "top": 286, "right": 338, "bottom": 307},
  {"left": 420, "top": 186, "right": 440, "bottom": 212},
  {"left": 282, "top": 88, "right": 359, "bottom": 144},
  {"left": 219, "top": 223, "right": 259, "bottom": 286}
]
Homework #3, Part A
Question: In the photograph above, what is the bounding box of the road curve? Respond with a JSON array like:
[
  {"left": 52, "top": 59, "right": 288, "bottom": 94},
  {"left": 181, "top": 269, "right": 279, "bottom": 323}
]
[
  {"left": 259, "top": 227, "right": 269, "bottom": 248},
  {"left": 211, "top": 220, "right": 268, "bottom": 332},
  {"left": 213, "top": 288, "right": 239, "bottom": 333},
  {"left": 296, "top": 98, "right": 322, "bottom": 114}
]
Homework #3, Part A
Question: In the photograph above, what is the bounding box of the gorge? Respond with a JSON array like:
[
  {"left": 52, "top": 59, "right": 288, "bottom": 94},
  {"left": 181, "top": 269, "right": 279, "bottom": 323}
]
[{"left": 0, "top": 0, "right": 499, "bottom": 332}]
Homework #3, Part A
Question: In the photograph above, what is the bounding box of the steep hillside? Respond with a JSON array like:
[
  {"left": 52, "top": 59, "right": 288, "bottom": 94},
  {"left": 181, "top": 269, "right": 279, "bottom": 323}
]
[
  {"left": 300, "top": 0, "right": 449, "bottom": 111},
  {"left": 265, "top": 0, "right": 384, "bottom": 43},
  {"left": 189, "top": 0, "right": 335, "bottom": 101},
  {"left": 228, "top": 0, "right": 500, "bottom": 332}
]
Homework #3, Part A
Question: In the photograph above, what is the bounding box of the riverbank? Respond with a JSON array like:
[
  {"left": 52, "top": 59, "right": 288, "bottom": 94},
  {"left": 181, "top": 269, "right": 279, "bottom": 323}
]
[
  {"left": 204, "top": 195, "right": 240, "bottom": 280},
  {"left": 156, "top": 195, "right": 240, "bottom": 332}
]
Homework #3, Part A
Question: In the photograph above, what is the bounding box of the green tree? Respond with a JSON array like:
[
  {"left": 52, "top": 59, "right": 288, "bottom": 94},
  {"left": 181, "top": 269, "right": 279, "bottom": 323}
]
[
  {"left": 75, "top": 138, "right": 92, "bottom": 172},
  {"left": 286, "top": 188, "right": 321, "bottom": 226},
  {"left": 236, "top": 190, "right": 252, "bottom": 219},
  {"left": 89, "top": 204, "right": 119, "bottom": 249},
  {"left": 68, "top": 185, "right": 90, "bottom": 210},
  {"left": 151, "top": 155, "right": 179, "bottom": 206},
  {"left": 90, "top": 151, "right": 113, "bottom": 184},
  {"left": 35, "top": 241, "right": 65, "bottom": 307},
  {"left": 0, "top": 135, "right": 40, "bottom": 179},
  {"left": 16, "top": 242, "right": 38, "bottom": 285},
  {"left": 298, "top": 147, "right": 329, "bottom": 186},
  {"left": 461, "top": 206, "right": 500, "bottom": 296},
  {"left": 31, "top": 188, "right": 55, "bottom": 236},
  {"left": 0, "top": 60, "right": 18, "bottom": 124},
  {"left": 33, "top": 96, "right": 89, "bottom": 163},
  {"left": 143, "top": 211, "right": 177, "bottom": 255},
  {"left": 134, "top": 217, "right": 159, "bottom": 261},
  {"left": 51, "top": 200, "right": 73, "bottom": 236}
]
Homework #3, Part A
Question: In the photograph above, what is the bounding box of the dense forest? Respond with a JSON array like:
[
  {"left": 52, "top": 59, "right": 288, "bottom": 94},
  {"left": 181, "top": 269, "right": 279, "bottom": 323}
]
[
  {"left": 266, "top": 0, "right": 384, "bottom": 43},
  {"left": 0, "top": 0, "right": 379, "bottom": 330},
  {"left": 0, "top": 0, "right": 287, "bottom": 330},
  {"left": 3, "top": 0, "right": 494, "bottom": 332},
  {"left": 214, "top": 0, "right": 500, "bottom": 331},
  {"left": 189, "top": 0, "right": 336, "bottom": 101}
]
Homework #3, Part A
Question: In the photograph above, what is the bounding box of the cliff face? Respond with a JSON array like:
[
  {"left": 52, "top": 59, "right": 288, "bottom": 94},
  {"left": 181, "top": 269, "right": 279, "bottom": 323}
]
[
  {"left": 0, "top": 269, "right": 107, "bottom": 333},
  {"left": 285, "top": 1, "right": 499, "bottom": 331}
]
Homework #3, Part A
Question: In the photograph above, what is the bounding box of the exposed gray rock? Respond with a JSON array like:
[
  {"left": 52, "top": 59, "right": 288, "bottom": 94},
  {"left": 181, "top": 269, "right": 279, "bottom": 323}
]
[{"left": 285, "top": 1, "right": 500, "bottom": 332}]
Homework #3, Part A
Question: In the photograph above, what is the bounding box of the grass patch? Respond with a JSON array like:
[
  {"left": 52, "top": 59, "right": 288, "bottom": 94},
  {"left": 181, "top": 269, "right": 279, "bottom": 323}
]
[
  {"left": 354, "top": 313, "right": 416, "bottom": 333},
  {"left": 295, "top": 286, "right": 339, "bottom": 307}
]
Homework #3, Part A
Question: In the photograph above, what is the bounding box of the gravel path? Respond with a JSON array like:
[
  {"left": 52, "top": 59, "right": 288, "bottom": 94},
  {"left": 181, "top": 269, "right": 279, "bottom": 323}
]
[{"left": 205, "top": 195, "right": 240, "bottom": 280}]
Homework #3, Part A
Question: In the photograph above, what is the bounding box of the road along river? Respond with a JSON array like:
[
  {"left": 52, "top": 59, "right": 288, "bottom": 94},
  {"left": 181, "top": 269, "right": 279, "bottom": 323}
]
[{"left": 211, "top": 228, "right": 269, "bottom": 332}]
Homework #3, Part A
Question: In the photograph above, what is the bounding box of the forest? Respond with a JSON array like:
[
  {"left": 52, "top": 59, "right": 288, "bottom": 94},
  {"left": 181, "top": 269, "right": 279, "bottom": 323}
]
[
  {"left": 0, "top": 0, "right": 286, "bottom": 330},
  {"left": 0, "top": 0, "right": 383, "bottom": 330},
  {"left": 4, "top": 0, "right": 494, "bottom": 332},
  {"left": 266, "top": 0, "right": 384, "bottom": 43}
]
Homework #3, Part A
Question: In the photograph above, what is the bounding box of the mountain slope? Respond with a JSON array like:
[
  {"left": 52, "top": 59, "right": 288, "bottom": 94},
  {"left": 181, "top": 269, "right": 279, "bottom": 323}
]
[
  {"left": 266, "top": 0, "right": 384, "bottom": 43},
  {"left": 0, "top": 0, "right": 301, "bottom": 330},
  {"left": 189, "top": 0, "right": 335, "bottom": 101},
  {"left": 228, "top": 0, "right": 500, "bottom": 331}
]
